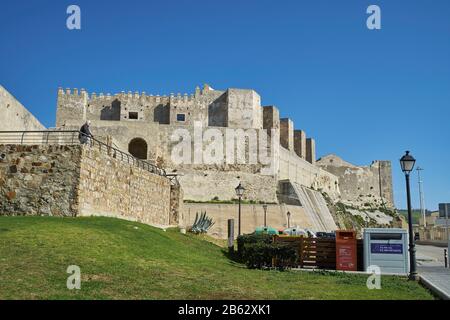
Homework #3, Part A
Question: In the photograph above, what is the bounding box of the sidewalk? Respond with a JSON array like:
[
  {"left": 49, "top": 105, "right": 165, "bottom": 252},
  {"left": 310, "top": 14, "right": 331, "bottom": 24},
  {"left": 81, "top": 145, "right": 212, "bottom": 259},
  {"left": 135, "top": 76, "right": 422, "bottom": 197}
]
[{"left": 419, "top": 267, "right": 450, "bottom": 300}]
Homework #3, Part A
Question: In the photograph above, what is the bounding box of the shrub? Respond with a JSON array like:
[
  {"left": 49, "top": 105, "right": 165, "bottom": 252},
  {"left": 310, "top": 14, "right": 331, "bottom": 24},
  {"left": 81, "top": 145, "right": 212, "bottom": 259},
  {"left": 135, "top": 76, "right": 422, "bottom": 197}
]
[
  {"left": 236, "top": 233, "right": 298, "bottom": 270},
  {"left": 242, "top": 242, "right": 298, "bottom": 270},
  {"left": 242, "top": 242, "right": 273, "bottom": 269},
  {"left": 237, "top": 233, "right": 272, "bottom": 258}
]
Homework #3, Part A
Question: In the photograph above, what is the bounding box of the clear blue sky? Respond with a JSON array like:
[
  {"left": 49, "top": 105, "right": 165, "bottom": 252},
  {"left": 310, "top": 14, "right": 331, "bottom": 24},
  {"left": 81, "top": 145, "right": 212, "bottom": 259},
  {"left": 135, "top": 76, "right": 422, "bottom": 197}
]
[{"left": 1, "top": 0, "right": 449, "bottom": 210}]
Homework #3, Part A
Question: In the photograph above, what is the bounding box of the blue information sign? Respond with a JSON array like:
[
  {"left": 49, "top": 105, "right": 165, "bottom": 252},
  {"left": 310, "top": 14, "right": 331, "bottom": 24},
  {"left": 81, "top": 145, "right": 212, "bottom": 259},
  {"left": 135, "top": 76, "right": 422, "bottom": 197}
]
[{"left": 371, "top": 243, "right": 403, "bottom": 254}]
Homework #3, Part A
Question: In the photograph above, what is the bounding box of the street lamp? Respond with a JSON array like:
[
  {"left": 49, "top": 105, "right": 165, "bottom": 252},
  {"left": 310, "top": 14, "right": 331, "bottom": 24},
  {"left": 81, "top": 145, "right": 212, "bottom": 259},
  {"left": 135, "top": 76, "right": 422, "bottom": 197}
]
[
  {"left": 400, "top": 151, "right": 418, "bottom": 280},
  {"left": 287, "top": 211, "right": 291, "bottom": 229},
  {"left": 235, "top": 182, "right": 245, "bottom": 236},
  {"left": 262, "top": 204, "right": 268, "bottom": 227}
]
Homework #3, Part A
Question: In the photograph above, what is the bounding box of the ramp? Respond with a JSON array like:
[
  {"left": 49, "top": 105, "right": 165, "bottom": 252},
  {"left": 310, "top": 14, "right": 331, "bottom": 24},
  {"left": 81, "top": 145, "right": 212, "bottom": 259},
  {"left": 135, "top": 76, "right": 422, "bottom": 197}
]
[{"left": 279, "top": 180, "right": 337, "bottom": 232}]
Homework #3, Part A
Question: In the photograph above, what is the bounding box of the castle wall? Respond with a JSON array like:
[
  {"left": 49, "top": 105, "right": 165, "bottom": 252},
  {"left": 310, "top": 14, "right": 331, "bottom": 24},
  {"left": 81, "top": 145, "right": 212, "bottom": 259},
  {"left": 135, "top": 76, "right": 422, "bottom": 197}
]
[
  {"left": 77, "top": 146, "right": 172, "bottom": 227},
  {"left": 280, "top": 118, "right": 294, "bottom": 151},
  {"left": 294, "top": 130, "right": 306, "bottom": 159},
  {"left": 208, "top": 92, "right": 228, "bottom": 127},
  {"left": 178, "top": 169, "right": 278, "bottom": 203},
  {"left": 53, "top": 85, "right": 394, "bottom": 211},
  {"left": 158, "top": 124, "right": 279, "bottom": 203},
  {"left": 0, "top": 143, "right": 178, "bottom": 227},
  {"left": 306, "top": 138, "right": 316, "bottom": 164},
  {"left": 278, "top": 147, "right": 340, "bottom": 199},
  {"left": 262, "top": 106, "right": 280, "bottom": 135},
  {"left": 56, "top": 88, "right": 87, "bottom": 127},
  {"left": 226, "top": 89, "right": 263, "bottom": 129},
  {"left": 316, "top": 154, "right": 395, "bottom": 208},
  {"left": 61, "top": 120, "right": 161, "bottom": 162},
  {"left": 60, "top": 118, "right": 280, "bottom": 204},
  {"left": 182, "top": 203, "right": 312, "bottom": 239},
  {"left": 57, "top": 89, "right": 173, "bottom": 127},
  {"left": 157, "top": 124, "right": 274, "bottom": 168},
  {"left": 0, "top": 145, "right": 82, "bottom": 216},
  {"left": 0, "top": 85, "right": 45, "bottom": 131},
  {"left": 56, "top": 86, "right": 230, "bottom": 130}
]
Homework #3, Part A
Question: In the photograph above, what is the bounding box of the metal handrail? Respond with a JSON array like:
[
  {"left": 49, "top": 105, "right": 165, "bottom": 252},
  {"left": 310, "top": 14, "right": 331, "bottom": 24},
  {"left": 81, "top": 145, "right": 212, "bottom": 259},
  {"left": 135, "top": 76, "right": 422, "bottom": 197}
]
[{"left": 0, "top": 130, "right": 167, "bottom": 177}]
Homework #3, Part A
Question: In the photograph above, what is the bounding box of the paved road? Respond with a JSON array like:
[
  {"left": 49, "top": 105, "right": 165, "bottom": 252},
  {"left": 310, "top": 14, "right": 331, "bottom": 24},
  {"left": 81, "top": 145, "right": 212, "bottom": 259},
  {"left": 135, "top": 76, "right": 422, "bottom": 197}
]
[
  {"left": 416, "top": 244, "right": 447, "bottom": 267},
  {"left": 416, "top": 244, "right": 450, "bottom": 299}
]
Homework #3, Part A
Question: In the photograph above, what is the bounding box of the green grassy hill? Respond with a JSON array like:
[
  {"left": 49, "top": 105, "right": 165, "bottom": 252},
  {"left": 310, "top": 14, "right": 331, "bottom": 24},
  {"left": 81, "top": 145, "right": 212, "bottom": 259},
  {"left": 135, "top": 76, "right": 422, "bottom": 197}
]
[{"left": 0, "top": 216, "right": 433, "bottom": 300}]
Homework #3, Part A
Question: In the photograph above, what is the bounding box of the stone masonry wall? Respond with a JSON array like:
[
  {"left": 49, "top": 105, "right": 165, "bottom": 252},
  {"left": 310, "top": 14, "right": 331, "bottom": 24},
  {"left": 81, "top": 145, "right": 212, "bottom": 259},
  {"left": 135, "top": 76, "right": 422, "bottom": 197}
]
[
  {"left": 0, "top": 85, "right": 46, "bottom": 131},
  {"left": 316, "top": 154, "right": 395, "bottom": 208},
  {"left": 77, "top": 146, "right": 172, "bottom": 226},
  {"left": 178, "top": 169, "right": 278, "bottom": 203},
  {"left": 170, "top": 184, "right": 183, "bottom": 225},
  {"left": 0, "top": 144, "right": 177, "bottom": 227},
  {"left": 279, "top": 147, "right": 340, "bottom": 199},
  {"left": 182, "top": 203, "right": 313, "bottom": 239},
  {"left": 54, "top": 85, "right": 394, "bottom": 211},
  {"left": 0, "top": 145, "right": 81, "bottom": 216}
]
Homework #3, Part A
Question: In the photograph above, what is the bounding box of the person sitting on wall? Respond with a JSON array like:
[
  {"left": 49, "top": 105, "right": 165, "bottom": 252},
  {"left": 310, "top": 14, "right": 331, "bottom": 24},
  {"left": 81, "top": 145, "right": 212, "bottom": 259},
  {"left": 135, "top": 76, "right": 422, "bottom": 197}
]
[{"left": 79, "top": 120, "right": 94, "bottom": 145}]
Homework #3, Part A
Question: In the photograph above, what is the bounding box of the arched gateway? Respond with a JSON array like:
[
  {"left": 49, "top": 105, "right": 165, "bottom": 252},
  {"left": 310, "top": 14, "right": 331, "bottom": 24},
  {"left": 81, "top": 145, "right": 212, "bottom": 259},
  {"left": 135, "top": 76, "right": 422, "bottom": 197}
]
[{"left": 128, "top": 138, "right": 148, "bottom": 160}]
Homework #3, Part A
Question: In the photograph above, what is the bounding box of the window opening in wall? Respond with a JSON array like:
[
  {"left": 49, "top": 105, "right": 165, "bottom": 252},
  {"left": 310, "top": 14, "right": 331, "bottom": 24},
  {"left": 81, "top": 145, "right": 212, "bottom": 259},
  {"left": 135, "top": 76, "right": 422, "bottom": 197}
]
[
  {"left": 177, "top": 114, "right": 186, "bottom": 122},
  {"left": 129, "top": 112, "right": 138, "bottom": 120}
]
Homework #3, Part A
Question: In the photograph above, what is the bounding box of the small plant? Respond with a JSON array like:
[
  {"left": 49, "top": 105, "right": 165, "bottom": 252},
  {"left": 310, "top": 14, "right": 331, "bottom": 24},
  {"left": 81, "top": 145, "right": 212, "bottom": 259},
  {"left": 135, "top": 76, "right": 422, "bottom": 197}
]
[{"left": 190, "top": 211, "right": 215, "bottom": 234}]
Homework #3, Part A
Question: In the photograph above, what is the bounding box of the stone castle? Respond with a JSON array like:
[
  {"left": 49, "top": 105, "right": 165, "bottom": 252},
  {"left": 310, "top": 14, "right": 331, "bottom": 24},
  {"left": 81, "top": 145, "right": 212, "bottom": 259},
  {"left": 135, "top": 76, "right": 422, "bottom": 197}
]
[{"left": 1, "top": 84, "right": 397, "bottom": 237}]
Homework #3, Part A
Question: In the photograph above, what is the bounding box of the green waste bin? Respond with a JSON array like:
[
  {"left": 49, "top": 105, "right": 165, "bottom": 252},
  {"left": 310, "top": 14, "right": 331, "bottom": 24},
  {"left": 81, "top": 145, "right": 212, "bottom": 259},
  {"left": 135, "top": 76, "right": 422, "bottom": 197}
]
[{"left": 255, "top": 226, "right": 278, "bottom": 235}]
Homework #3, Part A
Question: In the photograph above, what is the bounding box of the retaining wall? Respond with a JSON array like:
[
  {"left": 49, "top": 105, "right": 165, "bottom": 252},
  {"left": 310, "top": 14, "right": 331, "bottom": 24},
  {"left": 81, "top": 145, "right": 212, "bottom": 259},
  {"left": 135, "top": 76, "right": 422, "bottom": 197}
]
[
  {"left": 182, "top": 203, "right": 330, "bottom": 239},
  {"left": 0, "top": 144, "right": 177, "bottom": 227}
]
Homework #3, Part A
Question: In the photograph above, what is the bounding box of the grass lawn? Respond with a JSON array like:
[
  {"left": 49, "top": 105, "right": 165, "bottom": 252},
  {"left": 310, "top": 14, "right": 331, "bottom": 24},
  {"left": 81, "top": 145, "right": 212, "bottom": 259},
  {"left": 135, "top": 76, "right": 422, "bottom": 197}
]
[{"left": 0, "top": 216, "right": 434, "bottom": 300}]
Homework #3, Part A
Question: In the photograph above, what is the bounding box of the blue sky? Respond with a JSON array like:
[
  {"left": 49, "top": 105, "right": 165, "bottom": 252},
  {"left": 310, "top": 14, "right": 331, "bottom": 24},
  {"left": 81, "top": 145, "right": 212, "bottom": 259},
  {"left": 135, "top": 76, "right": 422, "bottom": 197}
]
[{"left": 1, "top": 0, "right": 449, "bottom": 210}]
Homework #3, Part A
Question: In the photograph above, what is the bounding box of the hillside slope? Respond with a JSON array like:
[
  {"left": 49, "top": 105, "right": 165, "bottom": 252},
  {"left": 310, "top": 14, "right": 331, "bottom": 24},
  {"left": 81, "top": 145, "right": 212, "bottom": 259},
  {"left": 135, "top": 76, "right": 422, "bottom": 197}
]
[{"left": 0, "top": 217, "right": 432, "bottom": 300}]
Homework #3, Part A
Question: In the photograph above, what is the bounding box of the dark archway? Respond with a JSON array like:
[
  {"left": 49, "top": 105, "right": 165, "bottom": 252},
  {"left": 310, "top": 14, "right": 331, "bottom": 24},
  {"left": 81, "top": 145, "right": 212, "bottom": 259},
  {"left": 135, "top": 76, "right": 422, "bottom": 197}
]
[{"left": 128, "top": 138, "right": 148, "bottom": 160}]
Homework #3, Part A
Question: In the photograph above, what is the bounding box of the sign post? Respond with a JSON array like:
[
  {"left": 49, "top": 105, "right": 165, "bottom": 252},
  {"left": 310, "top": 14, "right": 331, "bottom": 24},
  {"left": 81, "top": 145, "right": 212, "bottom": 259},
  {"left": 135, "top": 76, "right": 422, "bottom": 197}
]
[
  {"left": 227, "top": 219, "right": 235, "bottom": 255},
  {"left": 336, "top": 231, "right": 357, "bottom": 271}
]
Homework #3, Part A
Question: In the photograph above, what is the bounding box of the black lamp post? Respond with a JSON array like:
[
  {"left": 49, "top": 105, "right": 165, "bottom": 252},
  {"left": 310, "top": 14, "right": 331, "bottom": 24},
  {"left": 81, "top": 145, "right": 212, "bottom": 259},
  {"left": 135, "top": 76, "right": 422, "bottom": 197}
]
[
  {"left": 287, "top": 211, "right": 291, "bottom": 229},
  {"left": 400, "top": 151, "right": 418, "bottom": 280},
  {"left": 263, "top": 204, "right": 268, "bottom": 227},
  {"left": 235, "top": 182, "right": 245, "bottom": 236}
]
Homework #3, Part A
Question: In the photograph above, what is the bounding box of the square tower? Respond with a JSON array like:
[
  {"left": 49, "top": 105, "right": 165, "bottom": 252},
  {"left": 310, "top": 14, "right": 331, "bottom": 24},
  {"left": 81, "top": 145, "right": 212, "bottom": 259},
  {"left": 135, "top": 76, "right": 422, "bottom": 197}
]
[{"left": 280, "top": 118, "right": 294, "bottom": 151}]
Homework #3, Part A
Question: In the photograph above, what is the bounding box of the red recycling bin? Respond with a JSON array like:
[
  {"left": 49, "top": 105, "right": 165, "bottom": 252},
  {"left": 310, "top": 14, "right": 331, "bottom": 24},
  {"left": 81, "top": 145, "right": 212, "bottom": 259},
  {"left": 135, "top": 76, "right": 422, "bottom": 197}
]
[{"left": 335, "top": 230, "right": 357, "bottom": 271}]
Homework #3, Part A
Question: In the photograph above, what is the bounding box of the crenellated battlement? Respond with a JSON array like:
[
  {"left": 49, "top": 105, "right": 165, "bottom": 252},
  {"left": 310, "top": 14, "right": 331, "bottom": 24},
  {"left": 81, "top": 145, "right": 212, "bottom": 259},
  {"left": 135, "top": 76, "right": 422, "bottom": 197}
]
[
  {"left": 58, "top": 87, "right": 203, "bottom": 104},
  {"left": 57, "top": 83, "right": 222, "bottom": 107},
  {"left": 170, "top": 92, "right": 196, "bottom": 103},
  {"left": 58, "top": 87, "right": 88, "bottom": 98}
]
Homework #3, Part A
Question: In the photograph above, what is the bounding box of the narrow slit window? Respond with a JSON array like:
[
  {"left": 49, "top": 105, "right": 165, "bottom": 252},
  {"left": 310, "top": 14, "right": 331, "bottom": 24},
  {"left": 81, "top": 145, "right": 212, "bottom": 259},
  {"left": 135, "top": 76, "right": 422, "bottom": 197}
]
[{"left": 177, "top": 114, "right": 186, "bottom": 122}]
